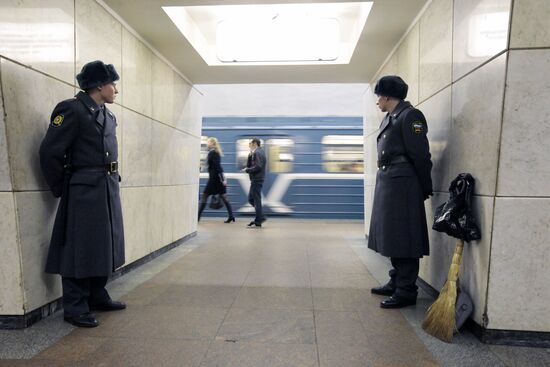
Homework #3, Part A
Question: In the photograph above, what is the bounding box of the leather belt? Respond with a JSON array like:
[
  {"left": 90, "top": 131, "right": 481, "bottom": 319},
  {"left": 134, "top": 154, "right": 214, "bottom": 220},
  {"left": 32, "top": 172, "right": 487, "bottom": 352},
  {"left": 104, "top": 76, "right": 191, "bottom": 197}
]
[
  {"left": 377, "top": 155, "right": 410, "bottom": 168},
  {"left": 72, "top": 162, "right": 118, "bottom": 173}
]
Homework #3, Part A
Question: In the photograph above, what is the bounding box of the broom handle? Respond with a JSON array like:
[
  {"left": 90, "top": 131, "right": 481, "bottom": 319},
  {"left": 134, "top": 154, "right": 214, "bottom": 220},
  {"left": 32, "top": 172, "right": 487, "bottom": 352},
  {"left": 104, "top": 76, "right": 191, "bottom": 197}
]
[{"left": 447, "top": 239, "right": 464, "bottom": 282}]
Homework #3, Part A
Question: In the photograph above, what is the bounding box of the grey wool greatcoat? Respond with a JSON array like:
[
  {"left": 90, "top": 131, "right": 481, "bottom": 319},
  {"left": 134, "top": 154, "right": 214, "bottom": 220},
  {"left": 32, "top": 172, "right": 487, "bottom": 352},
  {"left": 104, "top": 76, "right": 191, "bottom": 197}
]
[
  {"left": 39, "top": 91, "right": 125, "bottom": 278},
  {"left": 368, "top": 101, "right": 433, "bottom": 258}
]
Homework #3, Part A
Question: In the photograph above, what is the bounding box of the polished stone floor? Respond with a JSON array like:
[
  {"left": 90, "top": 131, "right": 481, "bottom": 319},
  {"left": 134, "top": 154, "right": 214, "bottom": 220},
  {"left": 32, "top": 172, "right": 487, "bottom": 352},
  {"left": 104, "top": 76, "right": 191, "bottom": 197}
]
[{"left": 1, "top": 219, "right": 549, "bottom": 366}]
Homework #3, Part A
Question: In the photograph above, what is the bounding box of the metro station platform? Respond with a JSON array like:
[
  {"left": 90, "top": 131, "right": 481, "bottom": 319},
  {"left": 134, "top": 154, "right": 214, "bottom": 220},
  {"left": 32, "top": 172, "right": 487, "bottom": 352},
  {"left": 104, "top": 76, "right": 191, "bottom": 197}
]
[{"left": 1, "top": 219, "right": 548, "bottom": 367}]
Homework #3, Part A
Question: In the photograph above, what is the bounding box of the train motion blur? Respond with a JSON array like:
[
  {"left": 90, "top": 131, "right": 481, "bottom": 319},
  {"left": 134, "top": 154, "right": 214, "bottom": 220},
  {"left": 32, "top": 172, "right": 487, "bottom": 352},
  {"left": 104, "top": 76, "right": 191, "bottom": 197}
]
[{"left": 200, "top": 116, "right": 364, "bottom": 219}]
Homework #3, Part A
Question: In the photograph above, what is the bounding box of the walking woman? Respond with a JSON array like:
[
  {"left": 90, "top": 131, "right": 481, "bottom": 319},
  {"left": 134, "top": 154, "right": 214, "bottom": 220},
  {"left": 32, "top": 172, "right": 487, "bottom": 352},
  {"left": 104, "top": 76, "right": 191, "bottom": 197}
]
[{"left": 198, "top": 137, "right": 235, "bottom": 223}]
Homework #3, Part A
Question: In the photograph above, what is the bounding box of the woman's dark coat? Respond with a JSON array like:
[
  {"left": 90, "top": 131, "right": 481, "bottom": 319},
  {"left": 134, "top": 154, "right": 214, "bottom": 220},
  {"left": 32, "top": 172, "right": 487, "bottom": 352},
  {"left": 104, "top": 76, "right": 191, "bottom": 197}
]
[
  {"left": 204, "top": 149, "right": 226, "bottom": 195},
  {"left": 39, "top": 91, "right": 125, "bottom": 278}
]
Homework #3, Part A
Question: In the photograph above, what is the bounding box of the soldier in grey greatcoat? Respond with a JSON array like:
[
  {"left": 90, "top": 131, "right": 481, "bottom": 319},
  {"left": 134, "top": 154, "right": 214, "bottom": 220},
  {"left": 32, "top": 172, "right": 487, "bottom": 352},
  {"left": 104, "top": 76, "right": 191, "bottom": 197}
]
[
  {"left": 39, "top": 61, "right": 126, "bottom": 327},
  {"left": 368, "top": 76, "right": 433, "bottom": 309}
]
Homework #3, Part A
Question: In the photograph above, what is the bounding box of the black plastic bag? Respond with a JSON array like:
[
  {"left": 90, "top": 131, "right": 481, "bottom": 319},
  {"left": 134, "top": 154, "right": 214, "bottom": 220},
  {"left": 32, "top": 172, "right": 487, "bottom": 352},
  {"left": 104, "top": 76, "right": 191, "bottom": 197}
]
[
  {"left": 209, "top": 195, "right": 224, "bottom": 210},
  {"left": 432, "top": 173, "right": 481, "bottom": 242}
]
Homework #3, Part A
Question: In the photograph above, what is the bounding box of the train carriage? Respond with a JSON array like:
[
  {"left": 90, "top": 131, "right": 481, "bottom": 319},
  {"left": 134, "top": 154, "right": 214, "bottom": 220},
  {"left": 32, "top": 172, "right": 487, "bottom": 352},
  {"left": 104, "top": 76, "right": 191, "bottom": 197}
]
[{"left": 200, "top": 116, "right": 364, "bottom": 219}]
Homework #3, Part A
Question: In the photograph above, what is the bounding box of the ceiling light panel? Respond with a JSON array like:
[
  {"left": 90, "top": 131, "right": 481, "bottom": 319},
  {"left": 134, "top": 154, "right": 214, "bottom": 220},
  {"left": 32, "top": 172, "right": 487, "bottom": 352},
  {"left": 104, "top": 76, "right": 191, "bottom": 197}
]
[{"left": 162, "top": 2, "right": 373, "bottom": 66}]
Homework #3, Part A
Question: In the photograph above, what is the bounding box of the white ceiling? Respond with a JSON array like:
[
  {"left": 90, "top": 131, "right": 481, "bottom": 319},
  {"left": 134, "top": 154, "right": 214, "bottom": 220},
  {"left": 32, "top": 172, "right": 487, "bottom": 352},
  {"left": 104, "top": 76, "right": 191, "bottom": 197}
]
[{"left": 102, "top": 0, "right": 428, "bottom": 84}]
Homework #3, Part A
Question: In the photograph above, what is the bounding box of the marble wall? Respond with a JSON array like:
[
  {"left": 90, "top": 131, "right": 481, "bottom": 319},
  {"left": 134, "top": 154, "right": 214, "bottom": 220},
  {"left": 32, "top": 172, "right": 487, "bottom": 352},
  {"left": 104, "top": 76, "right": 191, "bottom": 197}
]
[
  {"left": 364, "top": 0, "right": 550, "bottom": 332},
  {"left": 0, "top": 0, "right": 202, "bottom": 317}
]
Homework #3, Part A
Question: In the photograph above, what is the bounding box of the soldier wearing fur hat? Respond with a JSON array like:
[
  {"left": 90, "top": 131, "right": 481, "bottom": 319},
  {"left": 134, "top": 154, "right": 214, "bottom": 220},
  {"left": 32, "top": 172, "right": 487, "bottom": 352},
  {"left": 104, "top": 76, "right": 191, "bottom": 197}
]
[
  {"left": 39, "top": 60, "right": 126, "bottom": 328},
  {"left": 368, "top": 75, "right": 433, "bottom": 309}
]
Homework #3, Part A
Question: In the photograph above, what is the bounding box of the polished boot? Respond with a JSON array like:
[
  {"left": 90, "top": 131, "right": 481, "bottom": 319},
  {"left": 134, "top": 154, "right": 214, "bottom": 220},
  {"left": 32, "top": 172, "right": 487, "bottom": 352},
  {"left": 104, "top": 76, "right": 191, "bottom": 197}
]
[
  {"left": 380, "top": 296, "right": 416, "bottom": 309},
  {"left": 371, "top": 283, "right": 395, "bottom": 296},
  {"left": 90, "top": 300, "right": 127, "bottom": 311},
  {"left": 221, "top": 195, "right": 234, "bottom": 222},
  {"left": 64, "top": 313, "right": 99, "bottom": 328}
]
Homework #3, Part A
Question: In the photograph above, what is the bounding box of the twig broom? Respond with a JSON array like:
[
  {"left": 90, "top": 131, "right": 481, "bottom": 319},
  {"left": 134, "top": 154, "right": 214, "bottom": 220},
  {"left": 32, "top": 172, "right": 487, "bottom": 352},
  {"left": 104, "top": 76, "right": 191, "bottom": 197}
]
[{"left": 422, "top": 239, "right": 464, "bottom": 342}]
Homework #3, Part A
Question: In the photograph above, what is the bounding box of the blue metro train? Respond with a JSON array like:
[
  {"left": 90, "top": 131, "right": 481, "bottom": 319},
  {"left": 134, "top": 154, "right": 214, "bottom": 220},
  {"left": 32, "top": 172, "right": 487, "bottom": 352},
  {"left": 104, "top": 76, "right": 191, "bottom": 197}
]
[{"left": 199, "top": 116, "right": 364, "bottom": 219}]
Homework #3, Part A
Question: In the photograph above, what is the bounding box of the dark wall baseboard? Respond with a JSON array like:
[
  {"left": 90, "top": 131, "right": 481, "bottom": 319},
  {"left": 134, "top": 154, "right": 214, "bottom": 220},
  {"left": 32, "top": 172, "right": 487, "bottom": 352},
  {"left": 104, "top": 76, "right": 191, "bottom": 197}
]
[
  {"left": 417, "top": 276, "right": 550, "bottom": 348},
  {"left": 0, "top": 232, "right": 197, "bottom": 330}
]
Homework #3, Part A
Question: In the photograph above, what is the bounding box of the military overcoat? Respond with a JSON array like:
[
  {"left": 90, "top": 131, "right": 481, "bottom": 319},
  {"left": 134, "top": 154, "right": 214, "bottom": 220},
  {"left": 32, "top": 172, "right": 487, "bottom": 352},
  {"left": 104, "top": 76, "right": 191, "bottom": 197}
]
[
  {"left": 368, "top": 101, "right": 433, "bottom": 258},
  {"left": 39, "top": 91, "right": 125, "bottom": 278}
]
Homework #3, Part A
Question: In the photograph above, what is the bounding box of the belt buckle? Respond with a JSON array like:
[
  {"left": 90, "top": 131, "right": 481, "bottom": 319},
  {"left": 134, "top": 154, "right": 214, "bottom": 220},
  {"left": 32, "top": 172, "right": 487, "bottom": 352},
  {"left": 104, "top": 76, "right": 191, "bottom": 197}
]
[{"left": 109, "top": 161, "right": 118, "bottom": 173}]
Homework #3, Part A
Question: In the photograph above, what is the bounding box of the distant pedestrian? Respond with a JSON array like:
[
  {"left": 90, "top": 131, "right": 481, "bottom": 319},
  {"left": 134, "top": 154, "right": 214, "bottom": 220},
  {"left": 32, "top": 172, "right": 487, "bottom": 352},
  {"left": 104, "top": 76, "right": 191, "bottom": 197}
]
[
  {"left": 244, "top": 138, "right": 266, "bottom": 228},
  {"left": 198, "top": 137, "right": 235, "bottom": 223}
]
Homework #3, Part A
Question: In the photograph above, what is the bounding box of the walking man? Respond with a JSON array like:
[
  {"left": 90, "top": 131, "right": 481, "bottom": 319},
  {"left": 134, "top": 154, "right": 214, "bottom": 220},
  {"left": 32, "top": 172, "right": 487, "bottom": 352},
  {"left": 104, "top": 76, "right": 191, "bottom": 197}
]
[
  {"left": 368, "top": 75, "right": 433, "bottom": 309},
  {"left": 39, "top": 60, "right": 126, "bottom": 327},
  {"left": 244, "top": 138, "right": 266, "bottom": 228}
]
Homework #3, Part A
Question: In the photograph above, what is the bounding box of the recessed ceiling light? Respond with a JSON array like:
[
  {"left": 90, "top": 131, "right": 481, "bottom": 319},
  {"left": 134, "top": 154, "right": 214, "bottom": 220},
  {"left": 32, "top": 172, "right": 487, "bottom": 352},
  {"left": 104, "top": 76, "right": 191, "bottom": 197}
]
[{"left": 162, "top": 2, "right": 373, "bottom": 66}]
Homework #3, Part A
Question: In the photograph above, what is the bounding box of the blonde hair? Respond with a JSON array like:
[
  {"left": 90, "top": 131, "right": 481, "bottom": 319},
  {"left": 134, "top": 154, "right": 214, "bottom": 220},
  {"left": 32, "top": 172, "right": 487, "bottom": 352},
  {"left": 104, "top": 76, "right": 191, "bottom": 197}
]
[{"left": 207, "top": 137, "right": 224, "bottom": 156}]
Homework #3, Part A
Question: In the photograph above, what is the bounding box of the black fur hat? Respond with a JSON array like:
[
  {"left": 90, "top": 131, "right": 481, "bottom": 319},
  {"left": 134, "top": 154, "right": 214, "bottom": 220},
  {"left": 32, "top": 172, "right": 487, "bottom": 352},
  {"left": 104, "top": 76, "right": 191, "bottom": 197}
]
[
  {"left": 374, "top": 75, "right": 408, "bottom": 100},
  {"left": 76, "top": 60, "right": 119, "bottom": 90}
]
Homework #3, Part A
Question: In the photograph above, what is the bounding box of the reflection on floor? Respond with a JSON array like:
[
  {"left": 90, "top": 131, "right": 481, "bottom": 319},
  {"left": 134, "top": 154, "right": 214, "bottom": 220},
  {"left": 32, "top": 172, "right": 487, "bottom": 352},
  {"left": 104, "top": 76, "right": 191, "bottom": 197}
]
[{"left": 1, "top": 219, "right": 549, "bottom": 366}]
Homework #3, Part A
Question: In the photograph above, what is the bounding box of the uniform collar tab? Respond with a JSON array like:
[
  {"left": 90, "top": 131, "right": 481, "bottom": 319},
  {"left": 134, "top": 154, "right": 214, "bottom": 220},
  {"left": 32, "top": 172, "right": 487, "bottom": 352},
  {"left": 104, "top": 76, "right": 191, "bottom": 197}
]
[{"left": 76, "top": 91, "right": 100, "bottom": 114}]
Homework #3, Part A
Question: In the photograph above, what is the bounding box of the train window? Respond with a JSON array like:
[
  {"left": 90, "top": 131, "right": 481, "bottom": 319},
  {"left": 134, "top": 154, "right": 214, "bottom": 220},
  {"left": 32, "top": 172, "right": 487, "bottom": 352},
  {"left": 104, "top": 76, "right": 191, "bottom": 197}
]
[
  {"left": 322, "top": 135, "right": 363, "bottom": 173},
  {"left": 200, "top": 136, "right": 209, "bottom": 171},
  {"left": 236, "top": 138, "right": 264, "bottom": 169},
  {"left": 267, "top": 138, "right": 294, "bottom": 173}
]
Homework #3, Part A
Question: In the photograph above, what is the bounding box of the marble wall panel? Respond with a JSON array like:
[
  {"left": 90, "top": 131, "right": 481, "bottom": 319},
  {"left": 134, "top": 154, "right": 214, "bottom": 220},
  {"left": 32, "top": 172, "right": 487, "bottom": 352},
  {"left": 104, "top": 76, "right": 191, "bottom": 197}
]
[
  {"left": 150, "top": 185, "right": 173, "bottom": 251},
  {"left": 174, "top": 74, "right": 193, "bottom": 134},
  {"left": 121, "top": 28, "right": 152, "bottom": 117},
  {"left": 510, "top": 0, "right": 550, "bottom": 48},
  {"left": 75, "top": 0, "right": 122, "bottom": 89},
  {"left": 421, "top": 193, "right": 494, "bottom": 325},
  {"left": 14, "top": 191, "right": 61, "bottom": 312},
  {"left": 497, "top": 49, "right": 550, "bottom": 197},
  {"left": 0, "top": 0, "right": 75, "bottom": 83},
  {"left": 176, "top": 84, "right": 203, "bottom": 137},
  {"left": 121, "top": 186, "right": 152, "bottom": 265},
  {"left": 449, "top": 53, "right": 506, "bottom": 196},
  {"left": 453, "top": 0, "right": 511, "bottom": 81},
  {"left": 419, "top": 0, "right": 453, "bottom": 102},
  {"left": 172, "top": 184, "right": 198, "bottom": 241},
  {"left": 375, "top": 52, "right": 398, "bottom": 83},
  {"left": 152, "top": 57, "right": 175, "bottom": 126},
  {"left": 1, "top": 58, "right": 75, "bottom": 191},
  {"left": 121, "top": 107, "right": 152, "bottom": 187},
  {"left": 151, "top": 122, "right": 175, "bottom": 186},
  {"left": 417, "top": 86, "right": 452, "bottom": 193},
  {"left": 397, "top": 23, "right": 420, "bottom": 106},
  {"left": 363, "top": 85, "right": 384, "bottom": 136},
  {"left": 486, "top": 198, "right": 550, "bottom": 331},
  {"left": 0, "top": 193, "right": 24, "bottom": 315},
  {"left": 0, "top": 84, "right": 12, "bottom": 191}
]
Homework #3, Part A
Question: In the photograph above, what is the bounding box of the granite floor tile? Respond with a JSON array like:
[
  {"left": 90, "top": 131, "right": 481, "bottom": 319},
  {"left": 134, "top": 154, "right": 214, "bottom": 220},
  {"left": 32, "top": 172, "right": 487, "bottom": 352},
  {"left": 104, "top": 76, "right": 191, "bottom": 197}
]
[
  {"left": 311, "top": 272, "right": 378, "bottom": 290},
  {"left": 150, "top": 285, "right": 240, "bottom": 308},
  {"left": 73, "top": 305, "right": 227, "bottom": 340},
  {"left": 148, "top": 267, "right": 249, "bottom": 287},
  {"left": 232, "top": 287, "right": 313, "bottom": 310},
  {"left": 200, "top": 341, "right": 318, "bottom": 367},
  {"left": 312, "top": 288, "right": 380, "bottom": 311},
  {"left": 34, "top": 335, "right": 108, "bottom": 363},
  {"left": 82, "top": 338, "right": 210, "bottom": 367},
  {"left": 243, "top": 271, "right": 311, "bottom": 288},
  {"left": 315, "top": 310, "right": 370, "bottom": 346},
  {"left": 216, "top": 308, "right": 315, "bottom": 344},
  {"left": 119, "top": 283, "right": 171, "bottom": 306}
]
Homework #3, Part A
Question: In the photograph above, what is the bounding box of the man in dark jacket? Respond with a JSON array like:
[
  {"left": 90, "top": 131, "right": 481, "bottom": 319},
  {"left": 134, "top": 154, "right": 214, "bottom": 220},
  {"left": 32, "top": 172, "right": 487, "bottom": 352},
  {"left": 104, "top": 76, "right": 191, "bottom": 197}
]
[
  {"left": 244, "top": 138, "right": 266, "bottom": 228},
  {"left": 39, "top": 60, "right": 126, "bottom": 327},
  {"left": 368, "top": 75, "right": 433, "bottom": 309}
]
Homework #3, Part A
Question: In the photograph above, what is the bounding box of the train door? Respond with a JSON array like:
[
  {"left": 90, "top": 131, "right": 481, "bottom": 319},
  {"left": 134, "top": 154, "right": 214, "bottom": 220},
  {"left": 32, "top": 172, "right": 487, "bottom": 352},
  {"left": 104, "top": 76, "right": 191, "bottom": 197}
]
[{"left": 235, "top": 136, "right": 294, "bottom": 215}]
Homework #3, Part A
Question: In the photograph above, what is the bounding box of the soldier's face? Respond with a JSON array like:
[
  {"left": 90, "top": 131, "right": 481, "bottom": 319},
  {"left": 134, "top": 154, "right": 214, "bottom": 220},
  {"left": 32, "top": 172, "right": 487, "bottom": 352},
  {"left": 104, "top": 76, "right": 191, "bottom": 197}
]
[
  {"left": 376, "top": 95, "right": 389, "bottom": 112},
  {"left": 99, "top": 82, "right": 118, "bottom": 104}
]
